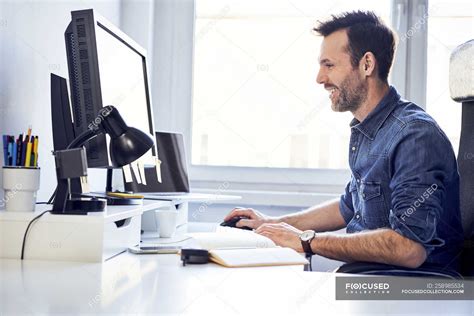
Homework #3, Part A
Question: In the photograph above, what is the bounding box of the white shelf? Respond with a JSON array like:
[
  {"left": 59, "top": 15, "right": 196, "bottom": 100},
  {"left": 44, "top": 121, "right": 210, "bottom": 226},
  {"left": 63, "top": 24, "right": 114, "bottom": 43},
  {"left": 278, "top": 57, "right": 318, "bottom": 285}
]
[{"left": 0, "top": 200, "right": 171, "bottom": 262}]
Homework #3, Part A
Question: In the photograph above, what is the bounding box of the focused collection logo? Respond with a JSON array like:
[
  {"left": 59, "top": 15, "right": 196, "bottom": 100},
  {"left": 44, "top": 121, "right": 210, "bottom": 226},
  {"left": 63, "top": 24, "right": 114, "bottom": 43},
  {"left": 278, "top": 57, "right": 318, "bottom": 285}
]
[{"left": 345, "top": 282, "right": 390, "bottom": 294}]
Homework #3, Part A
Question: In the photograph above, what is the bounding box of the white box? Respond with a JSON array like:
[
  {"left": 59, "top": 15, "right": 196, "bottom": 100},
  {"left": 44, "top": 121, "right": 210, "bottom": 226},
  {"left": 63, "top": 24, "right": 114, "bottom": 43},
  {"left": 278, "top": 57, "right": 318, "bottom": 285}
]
[{"left": 0, "top": 200, "right": 170, "bottom": 262}]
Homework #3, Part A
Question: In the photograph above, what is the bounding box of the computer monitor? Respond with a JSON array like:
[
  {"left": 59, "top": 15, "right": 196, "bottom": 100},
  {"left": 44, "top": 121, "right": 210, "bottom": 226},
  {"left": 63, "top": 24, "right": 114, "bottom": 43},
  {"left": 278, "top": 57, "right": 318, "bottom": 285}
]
[
  {"left": 64, "top": 9, "right": 156, "bottom": 168},
  {"left": 124, "top": 132, "right": 190, "bottom": 193},
  {"left": 50, "top": 73, "right": 75, "bottom": 152},
  {"left": 50, "top": 73, "right": 83, "bottom": 195}
]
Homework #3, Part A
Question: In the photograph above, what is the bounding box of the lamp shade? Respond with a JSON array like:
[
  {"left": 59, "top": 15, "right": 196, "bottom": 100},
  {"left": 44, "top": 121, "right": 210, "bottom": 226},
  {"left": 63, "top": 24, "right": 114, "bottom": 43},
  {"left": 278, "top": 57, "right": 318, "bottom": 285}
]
[
  {"left": 109, "top": 127, "right": 154, "bottom": 167},
  {"left": 100, "top": 106, "right": 154, "bottom": 167}
]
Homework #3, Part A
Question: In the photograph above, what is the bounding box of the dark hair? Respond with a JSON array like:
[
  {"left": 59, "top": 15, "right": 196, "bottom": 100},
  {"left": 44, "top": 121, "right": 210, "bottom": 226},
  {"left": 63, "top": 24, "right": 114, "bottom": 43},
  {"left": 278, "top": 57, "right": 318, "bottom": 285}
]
[{"left": 313, "top": 11, "right": 396, "bottom": 82}]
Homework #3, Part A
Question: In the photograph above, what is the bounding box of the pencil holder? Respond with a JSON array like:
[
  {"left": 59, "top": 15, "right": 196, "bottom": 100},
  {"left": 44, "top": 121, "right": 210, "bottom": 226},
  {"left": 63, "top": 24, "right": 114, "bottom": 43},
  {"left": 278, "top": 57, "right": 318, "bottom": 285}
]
[{"left": 2, "top": 166, "right": 40, "bottom": 212}]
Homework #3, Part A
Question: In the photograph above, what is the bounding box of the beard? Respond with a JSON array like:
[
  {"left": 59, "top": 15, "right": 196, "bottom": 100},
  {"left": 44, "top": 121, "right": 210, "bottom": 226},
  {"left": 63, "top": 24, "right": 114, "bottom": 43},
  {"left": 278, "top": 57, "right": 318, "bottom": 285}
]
[{"left": 330, "top": 71, "right": 368, "bottom": 113}]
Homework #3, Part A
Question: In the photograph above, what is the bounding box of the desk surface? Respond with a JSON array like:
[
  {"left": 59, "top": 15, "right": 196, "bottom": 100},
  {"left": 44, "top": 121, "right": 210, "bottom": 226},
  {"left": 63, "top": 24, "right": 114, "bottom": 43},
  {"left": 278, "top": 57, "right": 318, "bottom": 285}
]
[
  {"left": 1, "top": 253, "right": 472, "bottom": 315},
  {"left": 1, "top": 223, "right": 473, "bottom": 315}
]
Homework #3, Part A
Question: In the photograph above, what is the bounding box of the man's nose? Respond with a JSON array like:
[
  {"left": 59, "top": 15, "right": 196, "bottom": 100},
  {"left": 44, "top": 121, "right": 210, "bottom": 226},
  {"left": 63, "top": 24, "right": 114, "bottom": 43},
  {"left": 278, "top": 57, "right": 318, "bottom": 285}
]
[{"left": 316, "top": 68, "right": 326, "bottom": 85}]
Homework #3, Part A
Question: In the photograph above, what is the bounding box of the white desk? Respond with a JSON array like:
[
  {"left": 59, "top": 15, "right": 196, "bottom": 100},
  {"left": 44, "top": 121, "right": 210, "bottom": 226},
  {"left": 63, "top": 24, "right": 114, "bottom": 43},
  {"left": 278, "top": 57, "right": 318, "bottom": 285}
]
[{"left": 1, "top": 223, "right": 472, "bottom": 315}]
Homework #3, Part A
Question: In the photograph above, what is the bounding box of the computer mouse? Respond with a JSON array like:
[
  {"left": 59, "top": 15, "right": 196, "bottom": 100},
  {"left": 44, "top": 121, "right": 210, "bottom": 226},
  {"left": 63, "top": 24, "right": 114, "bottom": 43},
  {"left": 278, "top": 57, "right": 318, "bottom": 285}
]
[{"left": 220, "top": 216, "right": 253, "bottom": 230}]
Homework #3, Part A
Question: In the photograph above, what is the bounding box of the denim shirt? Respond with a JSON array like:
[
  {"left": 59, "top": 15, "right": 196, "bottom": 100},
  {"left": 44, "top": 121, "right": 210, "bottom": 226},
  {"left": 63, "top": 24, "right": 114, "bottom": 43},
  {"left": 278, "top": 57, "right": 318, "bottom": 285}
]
[{"left": 339, "top": 86, "right": 464, "bottom": 271}]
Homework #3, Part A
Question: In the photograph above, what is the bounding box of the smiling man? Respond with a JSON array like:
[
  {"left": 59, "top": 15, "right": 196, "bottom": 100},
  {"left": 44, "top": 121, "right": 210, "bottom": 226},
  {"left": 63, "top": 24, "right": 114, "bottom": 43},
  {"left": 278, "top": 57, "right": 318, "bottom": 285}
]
[{"left": 223, "top": 11, "right": 464, "bottom": 271}]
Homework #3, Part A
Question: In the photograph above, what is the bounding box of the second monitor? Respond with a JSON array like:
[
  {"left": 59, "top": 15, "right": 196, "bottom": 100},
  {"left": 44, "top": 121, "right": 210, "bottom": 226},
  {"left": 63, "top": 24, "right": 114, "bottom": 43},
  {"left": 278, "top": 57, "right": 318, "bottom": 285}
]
[{"left": 65, "top": 9, "right": 156, "bottom": 168}]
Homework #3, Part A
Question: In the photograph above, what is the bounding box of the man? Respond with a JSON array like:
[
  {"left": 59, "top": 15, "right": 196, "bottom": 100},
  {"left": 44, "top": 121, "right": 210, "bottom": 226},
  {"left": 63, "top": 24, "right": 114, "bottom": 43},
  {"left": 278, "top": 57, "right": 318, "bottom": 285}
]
[{"left": 224, "top": 11, "right": 464, "bottom": 271}]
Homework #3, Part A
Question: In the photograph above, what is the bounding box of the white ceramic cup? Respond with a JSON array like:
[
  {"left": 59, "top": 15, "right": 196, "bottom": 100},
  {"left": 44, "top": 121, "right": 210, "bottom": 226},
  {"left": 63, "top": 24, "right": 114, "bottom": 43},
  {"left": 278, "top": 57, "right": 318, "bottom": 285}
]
[
  {"left": 156, "top": 209, "right": 178, "bottom": 238},
  {"left": 2, "top": 167, "right": 41, "bottom": 212}
]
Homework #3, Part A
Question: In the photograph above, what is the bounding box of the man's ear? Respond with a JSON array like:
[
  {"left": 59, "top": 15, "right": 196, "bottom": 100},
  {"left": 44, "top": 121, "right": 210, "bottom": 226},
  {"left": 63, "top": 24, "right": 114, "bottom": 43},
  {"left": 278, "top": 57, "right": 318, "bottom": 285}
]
[{"left": 360, "top": 52, "right": 376, "bottom": 77}]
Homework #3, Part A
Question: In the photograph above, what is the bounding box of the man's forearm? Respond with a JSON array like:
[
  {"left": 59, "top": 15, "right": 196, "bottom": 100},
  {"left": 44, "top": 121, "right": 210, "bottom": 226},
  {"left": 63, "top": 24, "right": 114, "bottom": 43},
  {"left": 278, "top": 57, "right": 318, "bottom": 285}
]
[
  {"left": 311, "top": 228, "right": 427, "bottom": 268},
  {"left": 278, "top": 199, "right": 346, "bottom": 232}
]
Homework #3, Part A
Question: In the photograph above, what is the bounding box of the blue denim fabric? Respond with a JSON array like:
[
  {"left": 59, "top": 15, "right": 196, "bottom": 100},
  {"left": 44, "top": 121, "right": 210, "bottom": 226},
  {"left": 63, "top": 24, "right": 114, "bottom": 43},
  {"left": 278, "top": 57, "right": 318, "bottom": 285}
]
[{"left": 339, "top": 86, "right": 464, "bottom": 271}]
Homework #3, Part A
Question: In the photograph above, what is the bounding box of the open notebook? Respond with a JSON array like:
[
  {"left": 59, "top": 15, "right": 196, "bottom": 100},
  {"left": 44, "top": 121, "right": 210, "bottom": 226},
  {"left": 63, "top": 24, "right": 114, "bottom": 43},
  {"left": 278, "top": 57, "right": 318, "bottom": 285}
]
[{"left": 186, "top": 226, "right": 308, "bottom": 268}]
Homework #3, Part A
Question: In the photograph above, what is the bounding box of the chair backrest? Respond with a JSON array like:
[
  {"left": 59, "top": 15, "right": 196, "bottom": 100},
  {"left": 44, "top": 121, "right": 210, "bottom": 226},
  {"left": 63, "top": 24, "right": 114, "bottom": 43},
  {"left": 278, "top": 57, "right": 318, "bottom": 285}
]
[{"left": 449, "top": 39, "right": 474, "bottom": 275}]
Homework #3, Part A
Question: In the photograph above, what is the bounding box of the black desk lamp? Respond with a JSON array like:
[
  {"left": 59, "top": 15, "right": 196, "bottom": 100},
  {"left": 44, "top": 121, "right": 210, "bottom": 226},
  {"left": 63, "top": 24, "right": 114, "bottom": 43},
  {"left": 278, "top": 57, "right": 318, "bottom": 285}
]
[{"left": 52, "top": 106, "right": 154, "bottom": 215}]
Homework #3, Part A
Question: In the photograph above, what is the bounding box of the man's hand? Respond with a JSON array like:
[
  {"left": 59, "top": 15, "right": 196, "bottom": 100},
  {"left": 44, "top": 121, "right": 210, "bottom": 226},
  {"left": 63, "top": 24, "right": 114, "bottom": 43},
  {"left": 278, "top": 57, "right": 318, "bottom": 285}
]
[
  {"left": 223, "top": 207, "right": 278, "bottom": 229},
  {"left": 255, "top": 222, "right": 304, "bottom": 253}
]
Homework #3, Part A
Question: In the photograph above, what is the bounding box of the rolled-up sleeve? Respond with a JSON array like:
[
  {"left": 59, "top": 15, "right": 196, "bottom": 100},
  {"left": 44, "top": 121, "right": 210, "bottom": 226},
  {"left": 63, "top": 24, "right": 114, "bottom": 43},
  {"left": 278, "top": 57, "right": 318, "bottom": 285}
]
[
  {"left": 339, "top": 179, "right": 355, "bottom": 225},
  {"left": 389, "top": 121, "right": 449, "bottom": 255}
]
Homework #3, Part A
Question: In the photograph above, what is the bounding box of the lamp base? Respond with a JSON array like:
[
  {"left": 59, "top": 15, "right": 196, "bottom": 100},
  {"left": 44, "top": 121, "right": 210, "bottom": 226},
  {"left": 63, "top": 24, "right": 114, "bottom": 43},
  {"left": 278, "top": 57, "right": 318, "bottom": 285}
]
[
  {"left": 79, "top": 192, "right": 144, "bottom": 206},
  {"left": 105, "top": 196, "right": 143, "bottom": 206},
  {"left": 50, "top": 198, "right": 106, "bottom": 215}
]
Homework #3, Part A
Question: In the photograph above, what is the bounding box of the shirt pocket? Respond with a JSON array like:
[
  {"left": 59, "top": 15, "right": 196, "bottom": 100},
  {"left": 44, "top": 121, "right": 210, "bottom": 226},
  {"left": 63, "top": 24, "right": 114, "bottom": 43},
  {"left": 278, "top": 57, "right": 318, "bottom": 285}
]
[{"left": 359, "top": 181, "right": 389, "bottom": 229}]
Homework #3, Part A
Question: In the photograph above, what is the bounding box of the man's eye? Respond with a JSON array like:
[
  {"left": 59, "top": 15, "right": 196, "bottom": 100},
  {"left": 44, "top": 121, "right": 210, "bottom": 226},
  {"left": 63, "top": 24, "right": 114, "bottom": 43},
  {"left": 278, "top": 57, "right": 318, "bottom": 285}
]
[{"left": 326, "top": 64, "right": 334, "bottom": 68}]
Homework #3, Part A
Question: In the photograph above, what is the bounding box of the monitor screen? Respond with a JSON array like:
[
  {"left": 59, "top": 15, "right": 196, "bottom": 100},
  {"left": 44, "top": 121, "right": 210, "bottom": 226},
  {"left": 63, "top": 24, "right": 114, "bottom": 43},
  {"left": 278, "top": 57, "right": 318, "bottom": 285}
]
[{"left": 95, "top": 23, "right": 154, "bottom": 165}]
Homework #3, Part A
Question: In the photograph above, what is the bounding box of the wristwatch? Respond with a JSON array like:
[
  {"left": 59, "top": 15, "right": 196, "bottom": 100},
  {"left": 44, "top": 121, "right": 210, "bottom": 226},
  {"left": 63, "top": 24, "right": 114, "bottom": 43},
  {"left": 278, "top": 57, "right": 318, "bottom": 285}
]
[{"left": 300, "top": 230, "right": 316, "bottom": 255}]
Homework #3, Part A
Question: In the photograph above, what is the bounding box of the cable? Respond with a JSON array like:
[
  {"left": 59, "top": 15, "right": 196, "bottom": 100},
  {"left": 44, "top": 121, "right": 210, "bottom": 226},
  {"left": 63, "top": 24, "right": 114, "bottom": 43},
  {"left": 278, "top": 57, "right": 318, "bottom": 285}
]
[
  {"left": 21, "top": 210, "right": 51, "bottom": 260},
  {"left": 47, "top": 186, "right": 57, "bottom": 205}
]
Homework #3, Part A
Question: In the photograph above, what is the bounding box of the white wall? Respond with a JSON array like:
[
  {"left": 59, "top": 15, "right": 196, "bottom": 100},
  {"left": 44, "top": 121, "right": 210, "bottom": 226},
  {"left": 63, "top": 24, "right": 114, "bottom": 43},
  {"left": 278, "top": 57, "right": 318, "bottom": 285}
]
[
  {"left": 0, "top": 0, "right": 122, "bottom": 202},
  {"left": 119, "top": 0, "right": 154, "bottom": 73},
  {"left": 150, "top": 0, "right": 194, "bottom": 150}
]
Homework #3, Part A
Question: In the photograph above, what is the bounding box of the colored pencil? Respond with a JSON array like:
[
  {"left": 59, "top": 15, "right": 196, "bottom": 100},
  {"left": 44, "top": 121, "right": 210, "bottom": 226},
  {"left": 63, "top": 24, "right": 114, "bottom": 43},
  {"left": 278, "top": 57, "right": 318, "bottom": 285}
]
[{"left": 25, "top": 139, "right": 32, "bottom": 167}]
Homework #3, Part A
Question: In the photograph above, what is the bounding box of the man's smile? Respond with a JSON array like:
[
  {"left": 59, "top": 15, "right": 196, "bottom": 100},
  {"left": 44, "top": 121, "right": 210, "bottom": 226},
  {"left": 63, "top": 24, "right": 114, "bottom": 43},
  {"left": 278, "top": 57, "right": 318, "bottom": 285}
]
[{"left": 324, "top": 84, "right": 339, "bottom": 102}]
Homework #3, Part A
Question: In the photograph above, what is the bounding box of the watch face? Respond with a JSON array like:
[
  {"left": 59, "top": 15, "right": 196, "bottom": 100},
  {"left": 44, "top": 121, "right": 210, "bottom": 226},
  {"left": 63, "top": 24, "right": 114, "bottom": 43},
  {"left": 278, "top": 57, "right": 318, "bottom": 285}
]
[{"left": 300, "top": 230, "right": 315, "bottom": 242}]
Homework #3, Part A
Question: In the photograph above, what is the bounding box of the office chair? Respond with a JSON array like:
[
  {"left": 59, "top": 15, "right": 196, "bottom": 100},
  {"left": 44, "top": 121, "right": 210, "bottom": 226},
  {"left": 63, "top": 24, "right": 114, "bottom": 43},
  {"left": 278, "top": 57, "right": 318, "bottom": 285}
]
[
  {"left": 451, "top": 39, "right": 474, "bottom": 277},
  {"left": 335, "top": 40, "right": 474, "bottom": 279}
]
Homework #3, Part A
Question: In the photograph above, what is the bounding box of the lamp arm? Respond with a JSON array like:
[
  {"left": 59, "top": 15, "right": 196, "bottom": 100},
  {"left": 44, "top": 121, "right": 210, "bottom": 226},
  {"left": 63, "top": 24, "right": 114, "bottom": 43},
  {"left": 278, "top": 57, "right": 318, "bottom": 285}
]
[{"left": 67, "top": 128, "right": 102, "bottom": 149}]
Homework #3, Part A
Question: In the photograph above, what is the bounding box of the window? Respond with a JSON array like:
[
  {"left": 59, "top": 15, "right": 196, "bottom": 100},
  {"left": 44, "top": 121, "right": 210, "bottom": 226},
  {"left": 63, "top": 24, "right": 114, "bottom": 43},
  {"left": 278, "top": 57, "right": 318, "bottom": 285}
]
[
  {"left": 192, "top": 0, "right": 391, "bottom": 170},
  {"left": 142, "top": 0, "right": 473, "bottom": 205},
  {"left": 425, "top": 0, "right": 474, "bottom": 153}
]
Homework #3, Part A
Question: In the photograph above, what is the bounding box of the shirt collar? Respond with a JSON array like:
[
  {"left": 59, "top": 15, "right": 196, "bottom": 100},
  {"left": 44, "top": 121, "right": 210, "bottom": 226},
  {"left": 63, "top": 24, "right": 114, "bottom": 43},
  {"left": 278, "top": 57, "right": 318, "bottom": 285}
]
[{"left": 350, "top": 86, "right": 400, "bottom": 140}]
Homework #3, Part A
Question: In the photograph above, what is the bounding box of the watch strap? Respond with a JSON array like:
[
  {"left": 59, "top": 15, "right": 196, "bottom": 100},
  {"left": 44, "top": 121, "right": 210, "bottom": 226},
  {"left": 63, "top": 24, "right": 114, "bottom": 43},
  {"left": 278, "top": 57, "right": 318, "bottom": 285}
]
[{"left": 301, "top": 233, "right": 315, "bottom": 255}]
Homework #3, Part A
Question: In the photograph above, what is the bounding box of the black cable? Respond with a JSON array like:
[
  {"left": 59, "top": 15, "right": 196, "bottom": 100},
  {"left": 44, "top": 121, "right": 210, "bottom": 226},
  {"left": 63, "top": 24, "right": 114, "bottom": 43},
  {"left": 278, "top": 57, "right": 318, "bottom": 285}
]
[
  {"left": 21, "top": 210, "right": 51, "bottom": 260},
  {"left": 47, "top": 186, "right": 57, "bottom": 205}
]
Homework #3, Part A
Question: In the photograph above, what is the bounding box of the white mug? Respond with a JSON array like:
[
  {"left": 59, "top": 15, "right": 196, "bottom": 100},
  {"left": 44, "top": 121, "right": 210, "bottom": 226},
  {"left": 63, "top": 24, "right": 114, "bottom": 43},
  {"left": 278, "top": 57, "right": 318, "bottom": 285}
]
[
  {"left": 2, "top": 166, "right": 40, "bottom": 212},
  {"left": 156, "top": 209, "right": 178, "bottom": 238}
]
